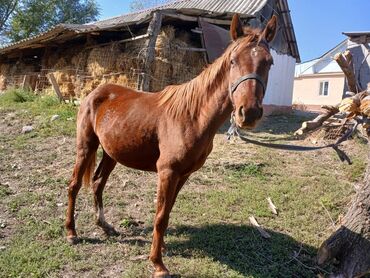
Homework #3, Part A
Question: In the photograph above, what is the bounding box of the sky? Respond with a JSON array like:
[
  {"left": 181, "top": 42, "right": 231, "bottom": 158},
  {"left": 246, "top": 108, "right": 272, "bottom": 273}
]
[{"left": 96, "top": 0, "right": 370, "bottom": 63}]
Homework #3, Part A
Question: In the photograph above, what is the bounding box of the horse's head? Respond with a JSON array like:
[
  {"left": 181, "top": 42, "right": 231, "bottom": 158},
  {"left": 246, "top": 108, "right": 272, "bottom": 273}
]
[{"left": 228, "top": 14, "right": 277, "bottom": 129}]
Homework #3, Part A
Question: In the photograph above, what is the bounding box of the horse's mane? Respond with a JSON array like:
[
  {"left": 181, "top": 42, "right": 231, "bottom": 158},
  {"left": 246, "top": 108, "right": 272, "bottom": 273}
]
[{"left": 157, "top": 27, "right": 262, "bottom": 119}]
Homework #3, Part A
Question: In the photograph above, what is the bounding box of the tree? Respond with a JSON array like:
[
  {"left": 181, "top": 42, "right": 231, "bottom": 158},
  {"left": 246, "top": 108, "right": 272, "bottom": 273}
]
[
  {"left": 0, "top": 0, "right": 18, "bottom": 42},
  {"left": 7, "top": 0, "right": 99, "bottom": 42},
  {"left": 129, "top": 0, "right": 170, "bottom": 12}
]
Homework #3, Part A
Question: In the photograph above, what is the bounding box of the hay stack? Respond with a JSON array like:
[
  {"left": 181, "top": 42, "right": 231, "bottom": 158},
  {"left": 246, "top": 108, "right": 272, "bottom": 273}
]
[
  {"left": 0, "top": 64, "right": 10, "bottom": 90},
  {"left": 53, "top": 70, "right": 76, "bottom": 97},
  {"left": 87, "top": 43, "right": 121, "bottom": 77},
  {"left": 151, "top": 25, "right": 206, "bottom": 91}
]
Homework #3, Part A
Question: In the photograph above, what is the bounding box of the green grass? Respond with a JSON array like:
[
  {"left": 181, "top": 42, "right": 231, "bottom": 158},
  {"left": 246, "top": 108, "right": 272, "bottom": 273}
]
[
  {"left": 0, "top": 88, "right": 77, "bottom": 139},
  {"left": 0, "top": 90, "right": 367, "bottom": 277}
]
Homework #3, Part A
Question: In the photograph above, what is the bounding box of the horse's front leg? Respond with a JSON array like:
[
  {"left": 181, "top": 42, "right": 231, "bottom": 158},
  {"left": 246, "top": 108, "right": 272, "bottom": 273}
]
[{"left": 150, "top": 169, "right": 180, "bottom": 278}]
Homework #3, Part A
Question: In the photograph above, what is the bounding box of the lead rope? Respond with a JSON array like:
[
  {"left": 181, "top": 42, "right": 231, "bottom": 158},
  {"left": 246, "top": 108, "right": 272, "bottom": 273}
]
[{"left": 226, "top": 115, "right": 357, "bottom": 165}]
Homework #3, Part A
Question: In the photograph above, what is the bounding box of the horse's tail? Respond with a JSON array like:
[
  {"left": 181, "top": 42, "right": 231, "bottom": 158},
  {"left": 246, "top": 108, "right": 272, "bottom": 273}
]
[{"left": 83, "top": 150, "right": 96, "bottom": 188}]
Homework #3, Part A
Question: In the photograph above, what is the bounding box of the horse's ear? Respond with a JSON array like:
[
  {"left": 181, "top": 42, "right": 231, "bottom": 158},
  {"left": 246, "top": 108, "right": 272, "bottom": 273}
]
[
  {"left": 230, "top": 14, "right": 244, "bottom": 41},
  {"left": 262, "top": 15, "right": 278, "bottom": 43}
]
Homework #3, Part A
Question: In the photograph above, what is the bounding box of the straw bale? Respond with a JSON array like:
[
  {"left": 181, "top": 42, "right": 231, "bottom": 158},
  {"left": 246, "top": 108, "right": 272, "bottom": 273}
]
[
  {"left": 87, "top": 43, "right": 121, "bottom": 77},
  {"left": 156, "top": 25, "right": 176, "bottom": 58},
  {"left": 151, "top": 25, "right": 206, "bottom": 91},
  {"left": 79, "top": 78, "right": 102, "bottom": 97},
  {"left": 71, "top": 51, "right": 88, "bottom": 70},
  {"left": 0, "top": 64, "right": 10, "bottom": 90},
  {"left": 0, "top": 75, "right": 6, "bottom": 90},
  {"left": 116, "top": 74, "right": 129, "bottom": 87},
  {"left": 54, "top": 57, "right": 68, "bottom": 69},
  {"left": 151, "top": 58, "right": 172, "bottom": 92}
]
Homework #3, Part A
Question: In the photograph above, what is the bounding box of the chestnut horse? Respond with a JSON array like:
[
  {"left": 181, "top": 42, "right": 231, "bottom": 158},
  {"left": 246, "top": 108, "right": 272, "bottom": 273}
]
[{"left": 66, "top": 14, "right": 277, "bottom": 277}]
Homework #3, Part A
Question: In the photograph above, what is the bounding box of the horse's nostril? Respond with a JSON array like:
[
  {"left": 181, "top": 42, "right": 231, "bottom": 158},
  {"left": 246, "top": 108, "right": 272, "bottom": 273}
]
[{"left": 238, "top": 106, "right": 245, "bottom": 121}]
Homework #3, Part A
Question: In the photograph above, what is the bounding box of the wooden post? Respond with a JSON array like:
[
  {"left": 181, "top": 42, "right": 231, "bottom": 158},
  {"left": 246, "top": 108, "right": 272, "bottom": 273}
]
[
  {"left": 21, "top": 75, "right": 30, "bottom": 90},
  {"left": 137, "top": 12, "right": 162, "bottom": 91},
  {"left": 47, "top": 73, "right": 64, "bottom": 102}
]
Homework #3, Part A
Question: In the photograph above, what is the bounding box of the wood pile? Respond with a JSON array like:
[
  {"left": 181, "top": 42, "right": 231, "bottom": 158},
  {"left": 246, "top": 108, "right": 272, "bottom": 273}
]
[{"left": 295, "top": 50, "right": 370, "bottom": 139}]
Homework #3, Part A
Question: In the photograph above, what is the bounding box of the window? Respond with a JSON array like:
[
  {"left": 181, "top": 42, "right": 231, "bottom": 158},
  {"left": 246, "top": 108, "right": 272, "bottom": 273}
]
[{"left": 319, "top": 81, "right": 329, "bottom": 96}]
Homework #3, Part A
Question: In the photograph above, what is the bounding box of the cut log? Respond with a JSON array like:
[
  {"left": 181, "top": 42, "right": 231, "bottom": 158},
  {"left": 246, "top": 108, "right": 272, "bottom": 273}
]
[
  {"left": 294, "top": 105, "right": 339, "bottom": 135},
  {"left": 317, "top": 149, "right": 370, "bottom": 277},
  {"left": 334, "top": 52, "right": 359, "bottom": 94}
]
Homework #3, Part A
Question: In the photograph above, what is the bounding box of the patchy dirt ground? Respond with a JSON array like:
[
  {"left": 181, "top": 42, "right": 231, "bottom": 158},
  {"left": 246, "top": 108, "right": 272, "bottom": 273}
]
[{"left": 0, "top": 96, "right": 367, "bottom": 277}]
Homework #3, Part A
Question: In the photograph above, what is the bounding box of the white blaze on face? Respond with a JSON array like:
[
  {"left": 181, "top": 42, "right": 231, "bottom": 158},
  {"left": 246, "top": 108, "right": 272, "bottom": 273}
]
[{"left": 109, "top": 93, "right": 116, "bottom": 100}]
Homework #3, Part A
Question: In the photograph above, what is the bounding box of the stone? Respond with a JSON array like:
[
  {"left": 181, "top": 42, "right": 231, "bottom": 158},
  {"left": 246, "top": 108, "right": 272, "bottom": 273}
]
[
  {"left": 21, "top": 125, "right": 33, "bottom": 134},
  {"left": 51, "top": 114, "right": 60, "bottom": 122}
]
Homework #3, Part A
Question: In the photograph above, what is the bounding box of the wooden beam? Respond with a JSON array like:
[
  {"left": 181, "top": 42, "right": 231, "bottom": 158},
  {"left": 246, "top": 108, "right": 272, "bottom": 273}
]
[
  {"left": 21, "top": 75, "right": 31, "bottom": 90},
  {"left": 138, "top": 12, "right": 163, "bottom": 91},
  {"left": 177, "top": 47, "right": 206, "bottom": 52},
  {"left": 47, "top": 73, "right": 64, "bottom": 102},
  {"left": 86, "top": 34, "right": 150, "bottom": 50},
  {"left": 162, "top": 12, "right": 232, "bottom": 25}
]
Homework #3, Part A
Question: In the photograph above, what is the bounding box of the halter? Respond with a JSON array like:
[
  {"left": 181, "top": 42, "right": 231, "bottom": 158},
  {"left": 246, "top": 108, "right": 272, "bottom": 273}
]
[
  {"left": 228, "top": 72, "right": 266, "bottom": 114},
  {"left": 229, "top": 72, "right": 266, "bottom": 101}
]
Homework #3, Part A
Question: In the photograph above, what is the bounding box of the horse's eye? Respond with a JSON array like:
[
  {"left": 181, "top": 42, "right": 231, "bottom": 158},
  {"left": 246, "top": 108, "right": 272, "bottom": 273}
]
[{"left": 231, "top": 59, "right": 236, "bottom": 66}]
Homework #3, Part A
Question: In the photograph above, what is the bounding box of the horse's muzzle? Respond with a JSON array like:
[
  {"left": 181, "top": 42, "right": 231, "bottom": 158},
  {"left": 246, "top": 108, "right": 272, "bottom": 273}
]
[{"left": 236, "top": 106, "right": 263, "bottom": 129}]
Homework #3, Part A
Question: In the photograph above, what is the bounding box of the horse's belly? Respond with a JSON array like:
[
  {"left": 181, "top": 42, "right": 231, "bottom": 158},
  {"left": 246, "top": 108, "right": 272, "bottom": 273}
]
[{"left": 102, "top": 142, "right": 159, "bottom": 172}]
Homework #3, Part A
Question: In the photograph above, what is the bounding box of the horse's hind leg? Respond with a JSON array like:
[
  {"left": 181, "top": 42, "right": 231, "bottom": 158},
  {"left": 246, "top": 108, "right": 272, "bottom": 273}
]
[
  {"left": 65, "top": 137, "right": 98, "bottom": 244},
  {"left": 92, "top": 150, "right": 118, "bottom": 236}
]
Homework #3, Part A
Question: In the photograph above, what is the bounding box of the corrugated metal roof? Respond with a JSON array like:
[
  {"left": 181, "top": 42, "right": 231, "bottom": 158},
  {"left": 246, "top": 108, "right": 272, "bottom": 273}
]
[
  {"left": 1, "top": 0, "right": 268, "bottom": 52},
  {"left": 93, "top": 0, "right": 268, "bottom": 29},
  {"left": 0, "top": 0, "right": 300, "bottom": 62},
  {"left": 343, "top": 31, "right": 370, "bottom": 37}
]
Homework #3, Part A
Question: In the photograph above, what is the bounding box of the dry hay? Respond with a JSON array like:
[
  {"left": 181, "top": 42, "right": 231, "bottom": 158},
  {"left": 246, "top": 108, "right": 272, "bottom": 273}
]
[
  {"left": 151, "top": 25, "right": 206, "bottom": 91},
  {"left": 151, "top": 58, "right": 173, "bottom": 92},
  {"left": 78, "top": 78, "right": 101, "bottom": 98},
  {"left": 0, "top": 64, "right": 10, "bottom": 90},
  {"left": 87, "top": 43, "right": 121, "bottom": 77},
  {"left": 54, "top": 57, "right": 68, "bottom": 69},
  {"left": 53, "top": 70, "right": 77, "bottom": 97}
]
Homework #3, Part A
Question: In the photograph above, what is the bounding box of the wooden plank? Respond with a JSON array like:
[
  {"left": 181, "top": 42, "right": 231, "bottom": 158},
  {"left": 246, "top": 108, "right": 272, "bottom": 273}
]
[
  {"left": 47, "top": 73, "right": 64, "bottom": 102},
  {"left": 162, "top": 12, "right": 232, "bottom": 25},
  {"left": 138, "top": 12, "right": 163, "bottom": 91},
  {"left": 177, "top": 47, "right": 206, "bottom": 52},
  {"left": 85, "top": 34, "right": 149, "bottom": 49},
  {"left": 21, "top": 75, "right": 30, "bottom": 90}
]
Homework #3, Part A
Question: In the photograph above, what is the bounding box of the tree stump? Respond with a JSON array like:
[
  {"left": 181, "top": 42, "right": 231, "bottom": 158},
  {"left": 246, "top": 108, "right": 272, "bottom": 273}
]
[{"left": 318, "top": 150, "right": 370, "bottom": 277}]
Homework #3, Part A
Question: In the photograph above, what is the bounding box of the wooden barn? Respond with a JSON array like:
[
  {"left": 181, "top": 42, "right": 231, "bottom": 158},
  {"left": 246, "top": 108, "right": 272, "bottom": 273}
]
[
  {"left": 0, "top": 0, "right": 300, "bottom": 113},
  {"left": 293, "top": 31, "right": 370, "bottom": 111}
]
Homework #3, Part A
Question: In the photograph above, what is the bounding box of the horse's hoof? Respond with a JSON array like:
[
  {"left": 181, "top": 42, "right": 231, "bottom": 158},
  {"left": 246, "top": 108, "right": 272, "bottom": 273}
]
[
  {"left": 152, "top": 271, "right": 172, "bottom": 278},
  {"left": 104, "top": 226, "right": 120, "bottom": 237},
  {"left": 66, "top": 236, "right": 79, "bottom": 245}
]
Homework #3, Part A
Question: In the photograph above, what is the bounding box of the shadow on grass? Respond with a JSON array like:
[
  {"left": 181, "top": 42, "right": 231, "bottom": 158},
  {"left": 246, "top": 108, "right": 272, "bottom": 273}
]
[
  {"left": 218, "top": 111, "right": 319, "bottom": 136},
  {"left": 166, "top": 224, "right": 333, "bottom": 277}
]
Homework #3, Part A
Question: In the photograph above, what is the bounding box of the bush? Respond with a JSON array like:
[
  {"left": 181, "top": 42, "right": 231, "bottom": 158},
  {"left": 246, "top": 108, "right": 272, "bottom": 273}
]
[{"left": 0, "top": 88, "right": 36, "bottom": 104}]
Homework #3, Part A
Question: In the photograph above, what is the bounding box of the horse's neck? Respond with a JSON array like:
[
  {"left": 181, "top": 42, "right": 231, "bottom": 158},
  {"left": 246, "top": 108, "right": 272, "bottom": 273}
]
[{"left": 196, "top": 72, "right": 233, "bottom": 134}]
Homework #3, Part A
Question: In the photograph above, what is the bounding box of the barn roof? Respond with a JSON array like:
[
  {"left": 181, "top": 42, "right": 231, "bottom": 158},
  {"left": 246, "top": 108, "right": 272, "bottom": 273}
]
[
  {"left": 0, "top": 0, "right": 300, "bottom": 61},
  {"left": 343, "top": 31, "right": 370, "bottom": 44}
]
